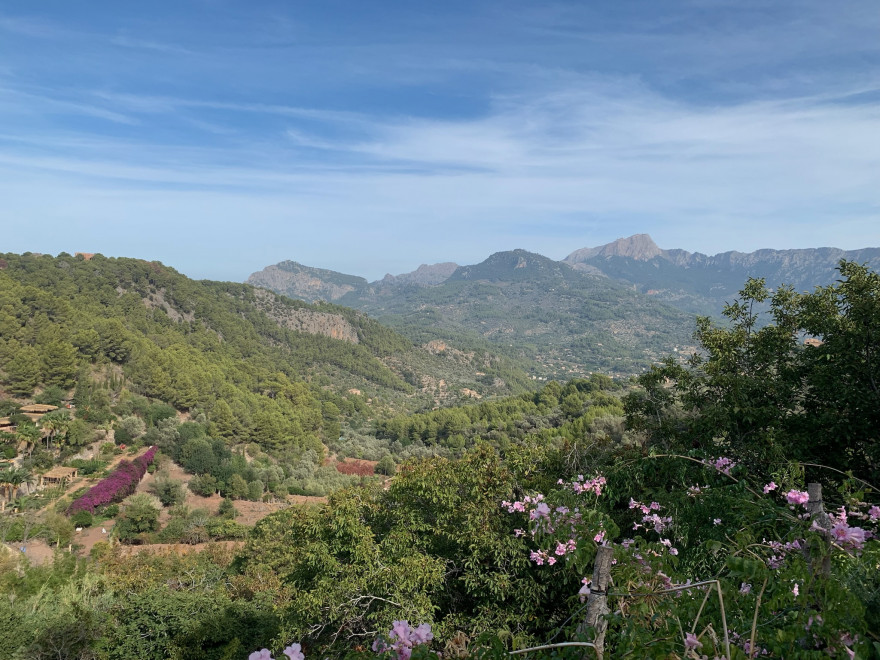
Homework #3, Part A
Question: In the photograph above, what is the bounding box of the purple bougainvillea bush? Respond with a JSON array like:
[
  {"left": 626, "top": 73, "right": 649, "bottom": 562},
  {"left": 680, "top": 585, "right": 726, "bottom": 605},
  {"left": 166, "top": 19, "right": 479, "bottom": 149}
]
[{"left": 68, "top": 446, "right": 157, "bottom": 515}]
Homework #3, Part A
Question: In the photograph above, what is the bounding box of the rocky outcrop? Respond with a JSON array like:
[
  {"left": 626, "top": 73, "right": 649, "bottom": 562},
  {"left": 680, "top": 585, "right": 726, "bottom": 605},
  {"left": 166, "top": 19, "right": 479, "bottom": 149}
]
[
  {"left": 251, "top": 289, "right": 359, "bottom": 344},
  {"left": 565, "top": 234, "right": 664, "bottom": 262},
  {"left": 248, "top": 261, "right": 368, "bottom": 303}
]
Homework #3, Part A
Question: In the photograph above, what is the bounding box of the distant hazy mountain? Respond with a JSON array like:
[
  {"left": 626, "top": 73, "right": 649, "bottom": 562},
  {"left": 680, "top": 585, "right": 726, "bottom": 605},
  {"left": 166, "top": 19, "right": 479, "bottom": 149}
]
[
  {"left": 381, "top": 262, "right": 459, "bottom": 287},
  {"left": 247, "top": 260, "right": 370, "bottom": 303},
  {"left": 248, "top": 261, "right": 461, "bottom": 303},
  {"left": 250, "top": 250, "right": 697, "bottom": 378},
  {"left": 564, "top": 234, "right": 880, "bottom": 316}
]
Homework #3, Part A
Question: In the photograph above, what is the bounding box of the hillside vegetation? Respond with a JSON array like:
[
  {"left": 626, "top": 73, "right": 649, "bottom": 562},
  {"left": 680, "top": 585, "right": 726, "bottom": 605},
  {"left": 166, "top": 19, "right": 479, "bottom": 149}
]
[
  {"left": 0, "top": 252, "right": 530, "bottom": 453},
  {"left": 250, "top": 250, "right": 696, "bottom": 378},
  {"left": 0, "top": 259, "right": 877, "bottom": 659}
]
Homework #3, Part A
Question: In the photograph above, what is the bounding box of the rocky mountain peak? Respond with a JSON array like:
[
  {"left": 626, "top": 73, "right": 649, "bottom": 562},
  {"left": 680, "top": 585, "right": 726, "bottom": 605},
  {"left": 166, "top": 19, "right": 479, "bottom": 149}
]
[{"left": 565, "top": 234, "right": 664, "bottom": 264}]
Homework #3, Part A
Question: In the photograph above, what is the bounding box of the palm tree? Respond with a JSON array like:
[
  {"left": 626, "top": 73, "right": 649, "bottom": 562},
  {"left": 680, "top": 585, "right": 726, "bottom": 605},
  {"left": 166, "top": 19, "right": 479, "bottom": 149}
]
[
  {"left": 41, "top": 411, "right": 71, "bottom": 451},
  {"left": 0, "top": 467, "right": 31, "bottom": 508},
  {"left": 0, "top": 470, "right": 12, "bottom": 510},
  {"left": 16, "top": 422, "right": 41, "bottom": 457}
]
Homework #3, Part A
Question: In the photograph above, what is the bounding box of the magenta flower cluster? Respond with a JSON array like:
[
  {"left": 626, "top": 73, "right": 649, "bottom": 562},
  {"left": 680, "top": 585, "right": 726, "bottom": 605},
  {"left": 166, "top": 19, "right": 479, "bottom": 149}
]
[
  {"left": 68, "top": 446, "right": 157, "bottom": 515},
  {"left": 372, "top": 621, "right": 433, "bottom": 660}
]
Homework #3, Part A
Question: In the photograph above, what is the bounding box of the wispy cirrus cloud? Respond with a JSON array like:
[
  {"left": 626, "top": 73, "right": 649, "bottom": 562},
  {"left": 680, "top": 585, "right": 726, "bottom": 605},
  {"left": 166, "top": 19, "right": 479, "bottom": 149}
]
[{"left": 0, "top": 1, "right": 878, "bottom": 280}]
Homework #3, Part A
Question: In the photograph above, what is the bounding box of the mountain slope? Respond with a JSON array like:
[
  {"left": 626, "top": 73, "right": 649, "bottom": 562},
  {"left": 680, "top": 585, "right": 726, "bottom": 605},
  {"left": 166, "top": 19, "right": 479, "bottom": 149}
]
[
  {"left": 251, "top": 250, "right": 697, "bottom": 378},
  {"left": 0, "top": 253, "right": 525, "bottom": 453},
  {"left": 564, "top": 235, "right": 880, "bottom": 316}
]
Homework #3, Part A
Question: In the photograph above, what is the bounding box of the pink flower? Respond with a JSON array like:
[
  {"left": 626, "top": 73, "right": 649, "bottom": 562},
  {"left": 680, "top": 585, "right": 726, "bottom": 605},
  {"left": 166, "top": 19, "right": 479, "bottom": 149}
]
[
  {"left": 578, "top": 578, "right": 591, "bottom": 601},
  {"left": 740, "top": 583, "right": 751, "bottom": 594},
  {"left": 411, "top": 624, "right": 433, "bottom": 645},
  {"left": 530, "top": 502, "right": 551, "bottom": 520},
  {"left": 669, "top": 547, "right": 678, "bottom": 556},
  {"left": 547, "top": 556, "right": 557, "bottom": 565},
  {"left": 283, "top": 644, "right": 304, "bottom": 660},
  {"left": 763, "top": 481, "right": 777, "bottom": 494},
  {"left": 684, "top": 632, "right": 702, "bottom": 652},
  {"left": 832, "top": 523, "right": 867, "bottom": 550},
  {"left": 869, "top": 505, "right": 880, "bottom": 520},
  {"left": 713, "top": 518, "right": 721, "bottom": 525},
  {"left": 786, "top": 490, "right": 809, "bottom": 507},
  {"left": 390, "top": 620, "right": 411, "bottom": 642},
  {"left": 250, "top": 651, "right": 273, "bottom": 660},
  {"left": 712, "top": 457, "right": 736, "bottom": 476},
  {"left": 792, "top": 583, "right": 799, "bottom": 597},
  {"left": 593, "top": 530, "right": 606, "bottom": 543}
]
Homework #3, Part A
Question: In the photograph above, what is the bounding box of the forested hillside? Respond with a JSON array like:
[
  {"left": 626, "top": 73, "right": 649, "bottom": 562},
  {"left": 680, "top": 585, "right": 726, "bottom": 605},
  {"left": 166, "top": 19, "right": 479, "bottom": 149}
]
[
  {"left": 0, "top": 252, "right": 529, "bottom": 453},
  {"left": 0, "top": 259, "right": 878, "bottom": 660},
  {"left": 251, "top": 250, "right": 696, "bottom": 378}
]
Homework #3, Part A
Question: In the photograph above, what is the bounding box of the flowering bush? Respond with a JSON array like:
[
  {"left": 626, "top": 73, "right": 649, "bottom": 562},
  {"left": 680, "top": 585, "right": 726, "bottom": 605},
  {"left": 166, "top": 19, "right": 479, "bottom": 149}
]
[
  {"left": 372, "top": 620, "right": 434, "bottom": 659},
  {"left": 251, "top": 622, "right": 433, "bottom": 660},
  {"left": 498, "top": 455, "right": 880, "bottom": 659},
  {"left": 68, "top": 446, "right": 157, "bottom": 514},
  {"left": 249, "top": 644, "right": 304, "bottom": 660}
]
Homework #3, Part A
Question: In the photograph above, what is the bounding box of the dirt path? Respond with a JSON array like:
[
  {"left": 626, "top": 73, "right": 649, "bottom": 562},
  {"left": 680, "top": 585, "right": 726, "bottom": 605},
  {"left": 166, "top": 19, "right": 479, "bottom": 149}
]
[{"left": 3, "top": 539, "right": 55, "bottom": 565}]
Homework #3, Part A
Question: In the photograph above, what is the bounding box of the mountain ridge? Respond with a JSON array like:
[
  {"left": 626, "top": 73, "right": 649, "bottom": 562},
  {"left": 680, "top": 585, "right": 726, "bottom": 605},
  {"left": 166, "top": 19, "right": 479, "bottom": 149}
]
[{"left": 563, "top": 235, "right": 880, "bottom": 315}]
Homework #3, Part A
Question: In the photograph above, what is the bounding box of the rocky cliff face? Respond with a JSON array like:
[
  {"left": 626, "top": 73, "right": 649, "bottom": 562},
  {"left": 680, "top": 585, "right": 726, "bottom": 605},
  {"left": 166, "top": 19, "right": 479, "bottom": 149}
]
[
  {"left": 247, "top": 261, "right": 369, "bottom": 303},
  {"left": 251, "top": 289, "right": 359, "bottom": 343}
]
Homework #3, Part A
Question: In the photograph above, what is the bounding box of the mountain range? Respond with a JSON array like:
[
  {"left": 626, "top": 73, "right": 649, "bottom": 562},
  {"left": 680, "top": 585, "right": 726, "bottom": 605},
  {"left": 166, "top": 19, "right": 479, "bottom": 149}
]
[
  {"left": 248, "top": 235, "right": 880, "bottom": 377},
  {"left": 563, "top": 234, "right": 880, "bottom": 316}
]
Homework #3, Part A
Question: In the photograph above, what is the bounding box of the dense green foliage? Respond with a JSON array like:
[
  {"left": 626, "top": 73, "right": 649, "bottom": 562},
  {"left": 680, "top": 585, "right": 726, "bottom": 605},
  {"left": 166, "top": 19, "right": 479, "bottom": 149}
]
[
  {"left": 0, "top": 260, "right": 878, "bottom": 659},
  {"left": 252, "top": 250, "right": 697, "bottom": 378},
  {"left": 625, "top": 260, "right": 880, "bottom": 485}
]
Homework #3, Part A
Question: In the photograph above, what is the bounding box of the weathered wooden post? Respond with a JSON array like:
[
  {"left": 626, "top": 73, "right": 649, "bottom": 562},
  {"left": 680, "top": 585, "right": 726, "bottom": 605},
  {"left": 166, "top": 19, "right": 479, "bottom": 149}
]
[
  {"left": 806, "top": 483, "right": 831, "bottom": 578},
  {"left": 580, "top": 545, "right": 614, "bottom": 658}
]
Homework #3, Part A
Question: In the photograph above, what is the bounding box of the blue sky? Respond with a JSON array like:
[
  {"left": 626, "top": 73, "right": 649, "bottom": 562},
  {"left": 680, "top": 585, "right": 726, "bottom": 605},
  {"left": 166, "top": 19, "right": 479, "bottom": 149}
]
[{"left": 1, "top": 0, "right": 879, "bottom": 281}]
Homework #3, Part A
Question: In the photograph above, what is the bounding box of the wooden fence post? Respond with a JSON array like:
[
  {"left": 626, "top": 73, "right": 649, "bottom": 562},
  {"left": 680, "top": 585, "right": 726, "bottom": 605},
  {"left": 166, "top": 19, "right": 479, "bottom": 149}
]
[
  {"left": 580, "top": 545, "right": 614, "bottom": 658},
  {"left": 806, "top": 482, "right": 831, "bottom": 578}
]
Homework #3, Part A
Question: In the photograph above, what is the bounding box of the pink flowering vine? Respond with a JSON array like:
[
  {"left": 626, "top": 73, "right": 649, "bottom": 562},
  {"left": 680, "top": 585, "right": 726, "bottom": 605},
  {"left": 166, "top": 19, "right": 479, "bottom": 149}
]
[
  {"left": 786, "top": 490, "right": 809, "bottom": 507},
  {"left": 372, "top": 621, "right": 433, "bottom": 660}
]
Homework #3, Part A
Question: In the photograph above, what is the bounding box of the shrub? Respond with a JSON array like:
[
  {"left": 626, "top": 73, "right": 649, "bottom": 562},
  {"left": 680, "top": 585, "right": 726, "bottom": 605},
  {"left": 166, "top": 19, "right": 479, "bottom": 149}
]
[
  {"left": 68, "top": 447, "right": 157, "bottom": 515},
  {"left": 66, "top": 459, "right": 105, "bottom": 476},
  {"left": 376, "top": 455, "right": 396, "bottom": 476},
  {"left": 113, "top": 427, "right": 132, "bottom": 445},
  {"left": 206, "top": 518, "right": 248, "bottom": 540},
  {"left": 247, "top": 480, "right": 264, "bottom": 501},
  {"left": 218, "top": 497, "right": 238, "bottom": 519},
  {"left": 188, "top": 473, "right": 218, "bottom": 497},
  {"left": 118, "top": 415, "right": 146, "bottom": 440},
  {"left": 114, "top": 493, "right": 161, "bottom": 542},
  {"left": 150, "top": 475, "right": 186, "bottom": 507},
  {"left": 70, "top": 510, "right": 94, "bottom": 528}
]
